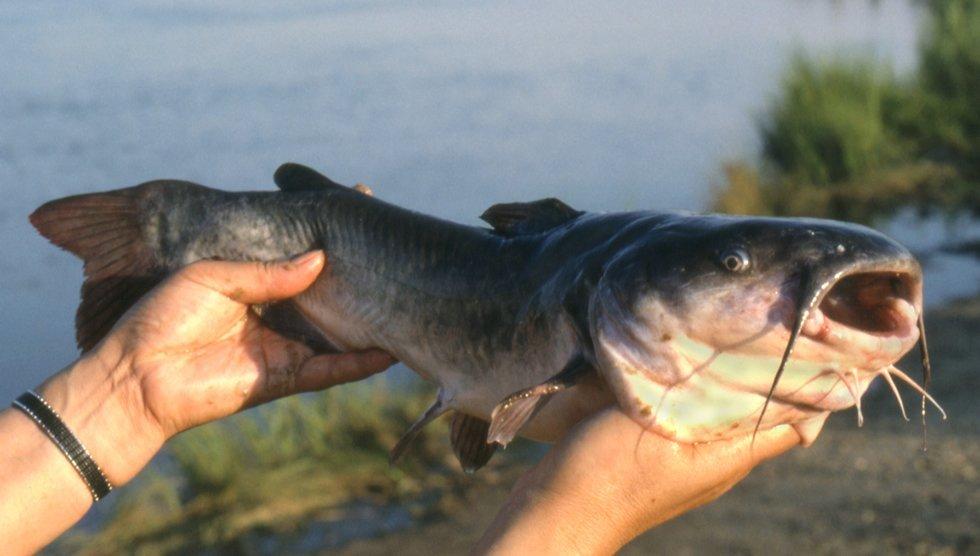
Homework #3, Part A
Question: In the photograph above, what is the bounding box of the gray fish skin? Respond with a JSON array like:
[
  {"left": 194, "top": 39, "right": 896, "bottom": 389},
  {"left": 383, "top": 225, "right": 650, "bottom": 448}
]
[
  {"left": 150, "top": 183, "right": 624, "bottom": 439},
  {"left": 30, "top": 165, "right": 928, "bottom": 450}
]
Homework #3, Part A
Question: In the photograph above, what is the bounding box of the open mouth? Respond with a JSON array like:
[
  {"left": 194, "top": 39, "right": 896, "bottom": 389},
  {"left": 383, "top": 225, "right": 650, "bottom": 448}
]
[
  {"left": 801, "top": 271, "right": 920, "bottom": 346},
  {"left": 754, "top": 267, "right": 941, "bottom": 439}
]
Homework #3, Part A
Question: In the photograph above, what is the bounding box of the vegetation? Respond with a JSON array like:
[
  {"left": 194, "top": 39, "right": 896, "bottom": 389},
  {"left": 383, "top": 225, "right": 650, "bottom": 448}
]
[
  {"left": 56, "top": 378, "right": 511, "bottom": 554},
  {"left": 713, "top": 0, "right": 979, "bottom": 223},
  {"left": 55, "top": 2, "right": 980, "bottom": 553}
]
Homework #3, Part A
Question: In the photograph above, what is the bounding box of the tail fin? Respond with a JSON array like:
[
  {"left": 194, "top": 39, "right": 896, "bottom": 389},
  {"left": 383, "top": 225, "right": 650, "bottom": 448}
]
[{"left": 31, "top": 186, "right": 164, "bottom": 351}]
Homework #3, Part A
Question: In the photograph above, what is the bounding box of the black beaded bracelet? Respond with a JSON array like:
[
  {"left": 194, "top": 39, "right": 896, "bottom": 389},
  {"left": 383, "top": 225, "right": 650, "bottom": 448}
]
[{"left": 12, "top": 390, "right": 113, "bottom": 501}]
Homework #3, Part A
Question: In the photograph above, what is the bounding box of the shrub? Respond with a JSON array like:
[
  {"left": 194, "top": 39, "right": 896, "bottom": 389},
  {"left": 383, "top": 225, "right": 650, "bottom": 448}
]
[{"left": 713, "top": 0, "right": 979, "bottom": 222}]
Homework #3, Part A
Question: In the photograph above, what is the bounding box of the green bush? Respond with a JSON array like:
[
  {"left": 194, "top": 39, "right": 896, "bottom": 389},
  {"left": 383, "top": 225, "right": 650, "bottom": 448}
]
[
  {"left": 714, "top": 0, "right": 979, "bottom": 222},
  {"left": 917, "top": 0, "right": 980, "bottom": 194},
  {"left": 760, "top": 55, "right": 911, "bottom": 186}
]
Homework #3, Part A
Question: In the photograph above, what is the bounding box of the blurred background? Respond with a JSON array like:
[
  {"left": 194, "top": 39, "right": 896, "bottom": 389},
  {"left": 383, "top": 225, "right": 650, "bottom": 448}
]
[{"left": 0, "top": 1, "right": 976, "bottom": 554}]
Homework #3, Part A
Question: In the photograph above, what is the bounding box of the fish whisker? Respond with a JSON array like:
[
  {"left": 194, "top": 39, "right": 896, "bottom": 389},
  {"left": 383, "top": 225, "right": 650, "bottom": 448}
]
[
  {"left": 887, "top": 365, "right": 947, "bottom": 420},
  {"left": 916, "top": 311, "right": 933, "bottom": 450},
  {"left": 878, "top": 368, "right": 910, "bottom": 422},
  {"left": 753, "top": 268, "right": 815, "bottom": 444},
  {"left": 830, "top": 368, "right": 864, "bottom": 427},
  {"left": 850, "top": 368, "right": 864, "bottom": 427}
]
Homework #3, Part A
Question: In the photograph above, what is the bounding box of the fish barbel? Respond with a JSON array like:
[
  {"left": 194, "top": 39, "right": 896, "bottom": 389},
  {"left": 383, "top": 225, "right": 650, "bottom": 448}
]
[{"left": 31, "top": 163, "right": 944, "bottom": 472}]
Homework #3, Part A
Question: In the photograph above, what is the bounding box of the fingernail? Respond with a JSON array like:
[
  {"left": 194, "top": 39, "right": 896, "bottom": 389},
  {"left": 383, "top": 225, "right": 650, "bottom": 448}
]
[{"left": 289, "top": 250, "right": 325, "bottom": 268}]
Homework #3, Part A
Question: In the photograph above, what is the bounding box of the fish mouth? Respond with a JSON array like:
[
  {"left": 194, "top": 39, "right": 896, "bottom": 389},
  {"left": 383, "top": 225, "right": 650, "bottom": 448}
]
[
  {"left": 752, "top": 263, "right": 925, "bottom": 439},
  {"left": 800, "top": 270, "right": 921, "bottom": 354}
]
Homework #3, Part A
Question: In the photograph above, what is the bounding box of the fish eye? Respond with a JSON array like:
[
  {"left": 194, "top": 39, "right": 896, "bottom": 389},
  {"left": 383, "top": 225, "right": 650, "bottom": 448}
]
[{"left": 720, "top": 248, "right": 750, "bottom": 273}]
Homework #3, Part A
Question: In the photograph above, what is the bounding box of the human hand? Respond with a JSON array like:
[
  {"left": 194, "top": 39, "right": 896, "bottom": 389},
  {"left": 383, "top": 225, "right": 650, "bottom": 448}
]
[
  {"left": 475, "top": 408, "right": 801, "bottom": 554},
  {"left": 37, "top": 251, "right": 396, "bottom": 486}
]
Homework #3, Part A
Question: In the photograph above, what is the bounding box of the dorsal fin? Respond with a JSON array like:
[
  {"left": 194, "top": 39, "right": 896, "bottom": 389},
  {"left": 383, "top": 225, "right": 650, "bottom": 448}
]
[
  {"left": 480, "top": 198, "right": 583, "bottom": 236},
  {"left": 273, "top": 162, "right": 349, "bottom": 192}
]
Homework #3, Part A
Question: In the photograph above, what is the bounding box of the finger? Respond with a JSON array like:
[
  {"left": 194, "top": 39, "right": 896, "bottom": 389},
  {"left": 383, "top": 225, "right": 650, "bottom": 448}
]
[
  {"left": 181, "top": 251, "right": 326, "bottom": 304},
  {"left": 294, "top": 349, "right": 397, "bottom": 392}
]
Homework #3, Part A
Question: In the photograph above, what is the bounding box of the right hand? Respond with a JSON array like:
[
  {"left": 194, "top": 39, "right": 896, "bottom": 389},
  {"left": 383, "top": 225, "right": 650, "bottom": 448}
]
[{"left": 476, "top": 408, "right": 800, "bottom": 554}]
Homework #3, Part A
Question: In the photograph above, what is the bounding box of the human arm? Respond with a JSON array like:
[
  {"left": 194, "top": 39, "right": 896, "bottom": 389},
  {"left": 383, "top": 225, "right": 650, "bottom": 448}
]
[
  {"left": 0, "top": 251, "right": 395, "bottom": 554},
  {"left": 475, "top": 408, "right": 801, "bottom": 555}
]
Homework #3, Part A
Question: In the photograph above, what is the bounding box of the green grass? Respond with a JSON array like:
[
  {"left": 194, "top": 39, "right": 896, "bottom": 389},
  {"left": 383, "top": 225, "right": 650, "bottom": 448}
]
[
  {"left": 918, "top": 0, "right": 980, "bottom": 168},
  {"left": 56, "top": 377, "right": 503, "bottom": 555}
]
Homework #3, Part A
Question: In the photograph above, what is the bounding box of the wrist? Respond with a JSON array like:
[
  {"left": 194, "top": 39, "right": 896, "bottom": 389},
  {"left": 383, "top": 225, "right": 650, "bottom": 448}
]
[
  {"left": 481, "top": 483, "right": 626, "bottom": 555},
  {"left": 477, "top": 448, "right": 638, "bottom": 554},
  {"left": 521, "top": 472, "right": 640, "bottom": 555},
  {"left": 35, "top": 349, "right": 166, "bottom": 487}
]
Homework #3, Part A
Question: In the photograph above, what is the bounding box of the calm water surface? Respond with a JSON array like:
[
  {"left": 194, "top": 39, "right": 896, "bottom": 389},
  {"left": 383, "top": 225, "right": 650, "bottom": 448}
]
[{"left": 1, "top": 1, "right": 974, "bottom": 404}]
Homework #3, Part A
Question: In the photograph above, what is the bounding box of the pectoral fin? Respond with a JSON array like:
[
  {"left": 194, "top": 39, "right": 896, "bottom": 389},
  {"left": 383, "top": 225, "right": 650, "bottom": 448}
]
[
  {"left": 487, "top": 355, "right": 593, "bottom": 447},
  {"left": 389, "top": 392, "right": 449, "bottom": 465},
  {"left": 252, "top": 301, "right": 338, "bottom": 354},
  {"left": 450, "top": 413, "right": 497, "bottom": 474}
]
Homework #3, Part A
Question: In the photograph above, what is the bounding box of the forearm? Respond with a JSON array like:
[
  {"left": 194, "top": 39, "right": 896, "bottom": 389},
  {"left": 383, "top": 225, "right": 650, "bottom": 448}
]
[
  {"left": 0, "top": 404, "right": 94, "bottom": 553},
  {"left": 0, "top": 253, "right": 391, "bottom": 554},
  {"left": 0, "top": 354, "right": 164, "bottom": 554}
]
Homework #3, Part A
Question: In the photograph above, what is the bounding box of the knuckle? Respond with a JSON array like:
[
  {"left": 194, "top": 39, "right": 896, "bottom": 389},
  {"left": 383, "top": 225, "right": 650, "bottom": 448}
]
[{"left": 181, "top": 259, "right": 212, "bottom": 277}]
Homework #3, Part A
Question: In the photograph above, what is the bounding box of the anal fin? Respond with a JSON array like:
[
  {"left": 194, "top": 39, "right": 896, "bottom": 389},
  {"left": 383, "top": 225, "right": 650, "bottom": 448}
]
[
  {"left": 488, "top": 355, "right": 593, "bottom": 447},
  {"left": 389, "top": 391, "right": 449, "bottom": 464},
  {"left": 77, "top": 275, "right": 164, "bottom": 352},
  {"left": 451, "top": 413, "right": 497, "bottom": 474}
]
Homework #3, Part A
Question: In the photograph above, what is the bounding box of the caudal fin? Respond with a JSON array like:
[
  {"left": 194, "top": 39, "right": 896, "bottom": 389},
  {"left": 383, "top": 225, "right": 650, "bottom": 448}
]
[{"left": 30, "top": 187, "right": 163, "bottom": 351}]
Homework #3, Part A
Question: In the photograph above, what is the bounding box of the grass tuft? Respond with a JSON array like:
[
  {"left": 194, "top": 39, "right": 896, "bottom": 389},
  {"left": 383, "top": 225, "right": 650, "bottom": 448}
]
[{"left": 56, "top": 376, "right": 502, "bottom": 554}]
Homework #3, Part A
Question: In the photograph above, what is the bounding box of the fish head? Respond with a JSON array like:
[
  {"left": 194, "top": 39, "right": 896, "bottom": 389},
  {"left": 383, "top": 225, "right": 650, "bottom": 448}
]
[{"left": 590, "top": 215, "right": 926, "bottom": 444}]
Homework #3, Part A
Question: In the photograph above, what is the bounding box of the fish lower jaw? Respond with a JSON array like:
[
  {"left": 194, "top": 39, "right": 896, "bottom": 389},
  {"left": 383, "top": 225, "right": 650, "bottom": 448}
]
[
  {"left": 628, "top": 398, "right": 828, "bottom": 445},
  {"left": 801, "top": 297, "right": 919, "bottom": 360},
  {"left": 603, "top": 347, "right": 881, "bottom": 444},
  {"left": 608, "top": 368, "right": 852, "bottom": 445}
]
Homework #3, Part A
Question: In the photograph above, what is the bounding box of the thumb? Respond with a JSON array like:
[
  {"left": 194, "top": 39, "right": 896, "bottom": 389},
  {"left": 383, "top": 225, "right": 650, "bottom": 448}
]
[
  {"left": 182, "top": 250, "right": 326, "bottom": 304},
  {"left": 746, "top": 424, "right": 802, "bottom": 465}
]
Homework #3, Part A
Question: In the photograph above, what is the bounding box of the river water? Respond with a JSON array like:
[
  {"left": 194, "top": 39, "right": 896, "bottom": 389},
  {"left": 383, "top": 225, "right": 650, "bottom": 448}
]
[{"left": 1, "top": 0, "right": 975, "bottom": 405}]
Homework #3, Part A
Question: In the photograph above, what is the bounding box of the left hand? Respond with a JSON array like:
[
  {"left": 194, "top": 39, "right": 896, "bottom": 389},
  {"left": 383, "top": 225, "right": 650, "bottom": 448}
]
[
  {"left": 2, "top": 250, "right": 395, "bottom": 553},
  {"left": 40, "top": 251, "right": 396, "bottom": 486}
]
